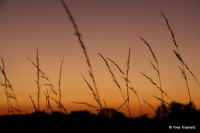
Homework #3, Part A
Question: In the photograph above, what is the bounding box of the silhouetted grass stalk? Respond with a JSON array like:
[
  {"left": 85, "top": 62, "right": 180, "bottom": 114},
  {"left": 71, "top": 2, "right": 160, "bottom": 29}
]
[
  {"left": 0, "top": 57, "right": 21, "bottom": 114},
  {"left": 117, "top": 98, "right": 129, "bottom": 111},
  {"left": 1, "top": 58, "right": 13, "bottom": 113},
  {"left": 106, "top": 52, "right": 144, "bottom": 116},
  {"left": 153, "top": 95, "right": 170, "bottom": 106},
  {"left": 140, "top": 72, "right": 169, "bottom": 99},
  {"left": 72, "top": 102, "right": 97, "bottom": 109},
  {"left": 48, "top": 95, "right": 68, "bottom": 113},
  {"left": 36, "top": 49, "right": 41, "bottom": 111},
  {"left": 139, "top": 37, "right": 164, "bottom": 103},
  {"left": 44, "top": 90, "right": 53, "bottom": 113},
  {"left": 29, "top": 94, "right": 37, "bottom": 111},
  {"left": 125, "top": 48, "right": 131, "bottom": 116},
  {"left": 161, "top": 12, "right": 200, "bottom": 103},
  {"left": 28, "top": 49, "right": 41, "bottom": 111},
  {"left": 98, "top": 53, "right": 131, "bottom": 117},
  {"left": 28, "top": 50, "right": 67, "bottom": 113},
  {"left": 60, "top": 0, "right": 102, "bottom": 109},
  {"left": 142, "top": 97, "right": 156, "bottom": 112},
  {"left": 58, "top": 57, "right": 64, "bottom": 112},
  {"left": 128, "top": 81, "right": 144, "bottom": 115},
  {"left": 28, "top": 56, "right": 57, "bottom": 95},
  {"left": 81, "top": 74, "right": 101, "bottom": 108},
  {"left": 103, "top": 99, "right": 108, "bottom": 108}
]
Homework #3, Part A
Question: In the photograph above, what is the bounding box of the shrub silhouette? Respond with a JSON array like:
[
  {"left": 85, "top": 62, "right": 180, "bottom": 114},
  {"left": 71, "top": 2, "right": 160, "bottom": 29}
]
[
  {"left": 98, "top": 108, "right": 126, "bottom": 119},
  {"left": 155, "top": 101, "right": 200, "bottom": 120},
  {"left": 155, "top": 103, "right": 168, "bottom": 119}
]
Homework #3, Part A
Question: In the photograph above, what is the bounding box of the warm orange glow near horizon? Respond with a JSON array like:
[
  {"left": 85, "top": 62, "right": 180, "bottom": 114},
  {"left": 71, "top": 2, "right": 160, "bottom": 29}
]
[{"left": 0, "top": 0, "right": 200, "bottom": 117}]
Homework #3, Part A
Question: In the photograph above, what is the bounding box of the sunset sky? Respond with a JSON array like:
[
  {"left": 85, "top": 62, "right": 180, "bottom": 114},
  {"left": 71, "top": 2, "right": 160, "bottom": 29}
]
[{"left": 0, "top": 0, "right": 200, "bottom": 116}]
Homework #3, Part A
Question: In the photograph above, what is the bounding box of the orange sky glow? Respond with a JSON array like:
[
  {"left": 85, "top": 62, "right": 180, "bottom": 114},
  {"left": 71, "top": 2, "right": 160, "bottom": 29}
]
[{"left": 0, "top": 0, "right": 200, "bottom": 117}]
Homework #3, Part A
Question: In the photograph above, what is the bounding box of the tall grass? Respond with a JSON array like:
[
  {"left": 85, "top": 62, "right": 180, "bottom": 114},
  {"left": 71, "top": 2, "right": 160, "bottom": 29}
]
[
  {"left": 60, "top": 0, "right": 102, "bottom": 109},
  {"left": 28, "top": 50, "right": 67, "bottom": 113},
  {"left": 0, "top": 1, "right": 199, "bottom": 119},
  {"left": 161, "top": 12, "right": 200, "bottom": 103},
  {"left": 125, "top": 48, "right": 131, "bottom": 115},
  {"left": 107, "top": 56, "right": 144, "bottom": 115},
  {"left": 139, "top": 37, "right": 169, "bottom": 104},
  {"left": 58, "top": 57, "right": 64, "bottom": 112},
  {"left": 0, "top": 57, "right": 21, "bottom": 114},
  {"left": 28, "top": 49, "right": 41, "bottom": 111},
  {"left": 142, "top": 97, "right": 156, "bottom": 113},
  {"left": 36, "top": 49, "right": 41, "bottom": 111},
  {"left": 80, "top": 74, "right": 100, "bottom": 109},
  {"left": 140, "top": 72, "right": 169, "bottom": 103},
  {"left": 98, "top": 48, "right": 145, "bottom": 117},
  {"left": 98, "top": 53, "right": 131, "bottom": 116}
]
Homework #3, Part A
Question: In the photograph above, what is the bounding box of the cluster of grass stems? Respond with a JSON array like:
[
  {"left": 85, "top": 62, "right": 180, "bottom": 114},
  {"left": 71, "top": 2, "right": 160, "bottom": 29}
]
[
  {"left": 0, "top": 57, "right": 22, "bottom": 114},
  {"left": 0, "top": 0, "right": 199, "bottom": 118},
  {"left": 28, "top": 49, "right": 67, "bottom": 113}
]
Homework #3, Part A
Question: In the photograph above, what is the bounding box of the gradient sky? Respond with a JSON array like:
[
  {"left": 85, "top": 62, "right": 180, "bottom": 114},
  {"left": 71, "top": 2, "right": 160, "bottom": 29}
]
[{"left": 0, "top": 0, "right": 200, "bottom": 116}]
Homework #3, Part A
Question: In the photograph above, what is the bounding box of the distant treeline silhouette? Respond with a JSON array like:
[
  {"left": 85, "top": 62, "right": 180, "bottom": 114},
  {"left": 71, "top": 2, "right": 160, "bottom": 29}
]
[{"left": 0, "top": 102, "right": 199, "bottom": 133}]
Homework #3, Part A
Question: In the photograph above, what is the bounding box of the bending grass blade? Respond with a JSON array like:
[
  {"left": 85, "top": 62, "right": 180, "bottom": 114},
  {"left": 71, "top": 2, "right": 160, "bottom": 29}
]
[{"left": 60, "top": 0, "right": 102, "bottom": 109}]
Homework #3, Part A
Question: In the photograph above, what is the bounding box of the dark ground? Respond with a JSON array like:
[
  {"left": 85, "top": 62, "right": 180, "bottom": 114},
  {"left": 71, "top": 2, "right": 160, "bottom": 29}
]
[{"left": 0, "top": 102, "right": 200, "bottom": 133}]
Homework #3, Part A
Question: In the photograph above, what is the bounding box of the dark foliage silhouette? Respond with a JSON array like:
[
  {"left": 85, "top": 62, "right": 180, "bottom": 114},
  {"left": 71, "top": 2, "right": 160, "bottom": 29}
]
[{"left": 0, "top": 104, "right": 199, "bottom": 133}]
